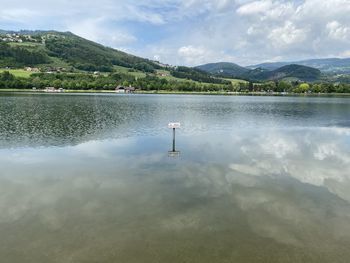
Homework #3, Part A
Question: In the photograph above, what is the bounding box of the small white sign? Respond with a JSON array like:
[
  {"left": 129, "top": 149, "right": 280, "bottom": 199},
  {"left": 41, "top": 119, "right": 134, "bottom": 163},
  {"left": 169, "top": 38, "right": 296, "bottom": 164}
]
[{"left": 168, "top": 122, "right": 181, "bottom": 129}]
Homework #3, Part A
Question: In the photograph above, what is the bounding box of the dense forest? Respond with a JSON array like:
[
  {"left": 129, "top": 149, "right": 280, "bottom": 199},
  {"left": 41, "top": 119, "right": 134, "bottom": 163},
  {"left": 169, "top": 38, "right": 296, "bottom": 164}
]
[
  {"left": 197, "top": 63, "right": 322, "bottom": 82},
  {"left": 45, "top": 34, "right": 160, "bottom": 73},
  {"left": 0, "top": 42, "right": 49, "bottom": 67},
  {"left": 170, "top": 66, "right": 231, "bottom": 84},
  {"left": 0, "top": 31, "right": 160, "bottom": 73}
]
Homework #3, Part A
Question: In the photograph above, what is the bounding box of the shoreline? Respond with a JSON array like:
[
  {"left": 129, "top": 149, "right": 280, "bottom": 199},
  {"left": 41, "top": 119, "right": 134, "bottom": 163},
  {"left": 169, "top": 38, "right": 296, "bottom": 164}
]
[{"left": 0, "top": 89, "right": 350, "bottom": 97}]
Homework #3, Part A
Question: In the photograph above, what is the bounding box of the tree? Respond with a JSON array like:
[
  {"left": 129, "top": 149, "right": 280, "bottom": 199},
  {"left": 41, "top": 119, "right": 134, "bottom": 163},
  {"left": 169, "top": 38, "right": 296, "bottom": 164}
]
[
  {"left": 0, "top": 71, "right": 15, "bottom": 81},
  {"left": 294, "top": 83, "right": 310, "bottom": 93},
  {"left": 277, "top": 81, "right": 292, "bottom": 92}
]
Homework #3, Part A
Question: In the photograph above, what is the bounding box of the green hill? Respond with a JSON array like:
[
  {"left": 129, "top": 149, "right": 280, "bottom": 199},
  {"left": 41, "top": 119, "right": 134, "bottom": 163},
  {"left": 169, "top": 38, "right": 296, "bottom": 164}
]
[
  {"left": 195, "top": 62, "right": 250, "bottom": 77},
  {"left": 249, "top": 58, "right": 350, "bottom": 74},
  {"left": 197, "top": 62, "right": 321, "bottom": 82},
  {"left": 0, "top": 30, "right": 230, "bottom": 85},
  {"left": 0, "top": 30, "right": 160, "bottom": 72},
  {"left": 267, "top": 64, "right": 321, "bottom": 81},
  {"left": 170, "top": 66, "right": 230, "bottom": 84}
]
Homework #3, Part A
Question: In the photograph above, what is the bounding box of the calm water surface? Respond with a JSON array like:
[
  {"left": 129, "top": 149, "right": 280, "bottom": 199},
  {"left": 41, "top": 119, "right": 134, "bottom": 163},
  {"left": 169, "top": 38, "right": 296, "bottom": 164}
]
[{"left": 0, "top": 93, "right": 350, "bottom": 262}]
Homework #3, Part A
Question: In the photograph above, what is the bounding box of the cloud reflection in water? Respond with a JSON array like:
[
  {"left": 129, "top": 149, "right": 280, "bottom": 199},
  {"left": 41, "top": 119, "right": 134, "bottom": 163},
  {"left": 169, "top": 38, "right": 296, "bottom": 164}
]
[{"left": 0, "top": 127, "right": 350, "bottom": 262}]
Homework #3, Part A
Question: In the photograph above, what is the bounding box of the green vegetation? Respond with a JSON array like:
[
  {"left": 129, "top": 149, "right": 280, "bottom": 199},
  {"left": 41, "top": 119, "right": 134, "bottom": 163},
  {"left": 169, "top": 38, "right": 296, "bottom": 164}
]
[
  {"left": 248, "top": 81, "right": 350, "bottom": 93},
  {"left": 0, "top": 69, "right": 32, "bottom": 78},
  {"left": 0, "top": 31, "right": 159, "bottom": 73},
  {"left": 249, "top": 58, "right": 350, "bottom": 74},
  {"left": 197, "top": 62, "right": 322, "bottom": 82},
  {"left": 44, "top": 33, "right": 159, "bottom": 73},
  {"left": 196, "top": 62, "right": 250, "bottom": 77},
  {"left": 0, "top": 71, "right": 234, "bottom": 91},
  {"left": 113, "top": 66, "right": 147, "bottom": 78},
  {"left": 1, "top": 70, "right": 350, "bottom": 94},
  {"left": 170, "top": 66, "right": 231, "bottom": 84},
  {"left": 0, "top": 42, "right": 49, "bottom": 67}
]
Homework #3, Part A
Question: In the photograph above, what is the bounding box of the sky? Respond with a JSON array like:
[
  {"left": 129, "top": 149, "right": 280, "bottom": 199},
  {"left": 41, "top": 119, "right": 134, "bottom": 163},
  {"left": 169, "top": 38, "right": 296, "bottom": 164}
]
[{"left": 1, "top": 0, "right": 350, "bottom": 66}]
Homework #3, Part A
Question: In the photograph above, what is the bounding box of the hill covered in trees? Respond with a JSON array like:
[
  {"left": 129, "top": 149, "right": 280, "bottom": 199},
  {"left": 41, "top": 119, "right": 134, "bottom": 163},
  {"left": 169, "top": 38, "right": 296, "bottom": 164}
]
[
  {"left": 249, "top": 64, "right": 321, "bottom": 81},
  {"left": 0, "top": 30, "right": 234, "bottom": 84},
  {"left": 249, "top": 58, "right": 350, "bottom": 74},
  {"left": 197, "top": 62, "right": 322, "bottom": 82},
  {"left": 196, "top": 62, "right": 250, "bottom": 77},
  {"left": 0, "top": 30, "right": 160, "bottom": 72}
]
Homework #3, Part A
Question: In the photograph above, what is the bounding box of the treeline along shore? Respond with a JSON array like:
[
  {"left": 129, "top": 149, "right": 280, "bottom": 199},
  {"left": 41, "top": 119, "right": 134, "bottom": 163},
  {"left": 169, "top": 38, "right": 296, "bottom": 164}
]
[{"left": 1, "top": 71, "right": 350, "bottom": 94}]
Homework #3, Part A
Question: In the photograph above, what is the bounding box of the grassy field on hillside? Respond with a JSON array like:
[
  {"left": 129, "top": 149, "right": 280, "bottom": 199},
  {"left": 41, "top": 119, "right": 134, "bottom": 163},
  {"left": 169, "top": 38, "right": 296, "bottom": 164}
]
[
  {"left": 156, "top": 69, "right": 217, "bottom": 84},
  {"left": 0, "top": 69, "right": 32, "bottom": 78},
  {"left": 8, "top": 42, "right": 44, "bottom": 48},
  {"left": 41, "top": 57, "right": 71, "bottom": 68},
  {"left": 113, "top": 66, "right": 147, "bottom": 78},
  {"left": 224, "top": 78, "right": 248, "bottom": 84}
]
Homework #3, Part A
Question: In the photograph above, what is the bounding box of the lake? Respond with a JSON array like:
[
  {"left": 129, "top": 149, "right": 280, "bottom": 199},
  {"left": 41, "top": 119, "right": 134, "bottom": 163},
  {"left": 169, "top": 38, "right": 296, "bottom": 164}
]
[{"left": 0, "top": 93, "right": 350, "bottom": 263}]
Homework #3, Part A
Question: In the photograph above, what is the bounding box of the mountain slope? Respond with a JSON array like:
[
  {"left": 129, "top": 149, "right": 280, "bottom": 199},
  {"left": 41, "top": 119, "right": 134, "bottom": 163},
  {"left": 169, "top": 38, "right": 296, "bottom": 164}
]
[
  {"left": 197, "top": 62, "right": 321, "bottom": 81},
  {"left": 249, "top": 58, "right": 350, "bottom": 73},
  {"left": 195, "top": 62, "right": 250, "bottom": 77},
  {"left": 0, "top": 30, "right": 160, "bottom": 72},
  {"left": 266, "top": 64, "right": 321, "bottom": 81}
]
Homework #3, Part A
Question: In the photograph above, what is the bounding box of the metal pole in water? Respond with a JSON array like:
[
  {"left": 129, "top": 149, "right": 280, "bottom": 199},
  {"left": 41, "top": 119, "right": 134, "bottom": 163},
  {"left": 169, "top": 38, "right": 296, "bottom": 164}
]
[
  {"left": 168, "top": 122, "right": 180, "bottom": 156},
  {"left": 172, "top": 127, "right": 176, "bottom": 152}
]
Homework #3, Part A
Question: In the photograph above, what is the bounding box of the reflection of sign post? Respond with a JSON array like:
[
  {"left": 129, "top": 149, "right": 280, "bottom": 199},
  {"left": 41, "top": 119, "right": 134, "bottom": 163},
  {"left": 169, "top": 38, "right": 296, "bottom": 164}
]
[
  {"left": 168, "top": 122, "right": 180, "bottom": 156},
  {"left": 168, "top": 122, "right": 181, "bottom": 129}
]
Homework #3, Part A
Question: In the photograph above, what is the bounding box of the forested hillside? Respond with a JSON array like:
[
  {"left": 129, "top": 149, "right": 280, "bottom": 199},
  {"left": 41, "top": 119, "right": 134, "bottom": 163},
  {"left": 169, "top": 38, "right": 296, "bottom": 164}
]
[
  {"left": 0, "top": 42, "right": 49, "bottom": 67},
  {"left": 44, "top": 33, "right": 160, "bottom": 72},
  {"left": 0, "top": 31, "right": 159, "bottom": 72},
  {"left": 197, "top": 62, "right": 322, "bottom": 82}
]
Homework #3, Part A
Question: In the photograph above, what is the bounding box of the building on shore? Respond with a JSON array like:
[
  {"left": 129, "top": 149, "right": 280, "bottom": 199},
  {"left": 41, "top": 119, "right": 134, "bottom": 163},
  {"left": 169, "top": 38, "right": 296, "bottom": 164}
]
[
  {"left": 115, "top": 85, "right": 136, "bottom": 93},
  {"left": 44, "top": 87, "right": 64, "bottom": 93}
]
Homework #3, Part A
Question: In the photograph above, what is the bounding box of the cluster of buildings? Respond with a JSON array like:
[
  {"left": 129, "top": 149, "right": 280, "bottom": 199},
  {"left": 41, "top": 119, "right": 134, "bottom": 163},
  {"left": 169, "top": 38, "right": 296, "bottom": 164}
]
[
  {"left": 25, "top": 66, "right": 68, "bottom": 74},
  {"left": 156, "top": 71, "right": 169, "bottom": 77},
  {"left": 43, "top": 87, "right": 65, "bottom": 93},
  {"left": 44, "top": 67, "right": 67, "bottom": 73},
  {"left": 0, "top": 33, "right": 40, "bottom": 43},
  {"left": 115, "top": 85, "right": 136, "bottom": 93},
  {"left": 37, "top": 86, "right": 136, "bottom": 94},
  {"left": 25, "top": 67, "right": 40, "bottom": 72},
  {"left": 0, "top": 33, "right": 24, "bottom": 43},
  {"left": 0, "top": 32, "right": 65, "bottom": 44}
]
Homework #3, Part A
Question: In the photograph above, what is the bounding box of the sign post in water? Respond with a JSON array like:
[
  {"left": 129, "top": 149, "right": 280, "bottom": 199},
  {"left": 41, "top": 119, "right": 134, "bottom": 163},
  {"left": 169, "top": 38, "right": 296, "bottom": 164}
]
[{"left": 168, "top": 122, "right": 180, "bottom": 156}]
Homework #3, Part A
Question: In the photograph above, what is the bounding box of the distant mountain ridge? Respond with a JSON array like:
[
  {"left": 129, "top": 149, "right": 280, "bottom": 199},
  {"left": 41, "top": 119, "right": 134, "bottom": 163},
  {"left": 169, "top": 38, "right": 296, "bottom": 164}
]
[
  {"left": 249, "top": 58, "right": 350, "bottom": 73},
  {"left": 196, "top": 62, "right": 321, "bottom": 82},
  {"left": 195, "top": 62, "right": 250, "bottom": 76}
]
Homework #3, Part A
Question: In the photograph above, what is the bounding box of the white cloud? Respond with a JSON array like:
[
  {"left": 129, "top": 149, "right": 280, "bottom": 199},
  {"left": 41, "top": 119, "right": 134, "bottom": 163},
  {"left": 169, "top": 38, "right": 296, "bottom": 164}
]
[
  {"left": 268, "top": 21, "right": 307, "bottom": 47},
  {"left": 177, "top": 45, "right": 208, "bottom": 65},
  {"left": 237, "top": 0, "right": 272, "bottom": 15},
  {"left": 67, "top": 18, "right": 137, "bottom": 48},
  {"left": 326, "top": 21, "right": 350, "bottom": 41}
]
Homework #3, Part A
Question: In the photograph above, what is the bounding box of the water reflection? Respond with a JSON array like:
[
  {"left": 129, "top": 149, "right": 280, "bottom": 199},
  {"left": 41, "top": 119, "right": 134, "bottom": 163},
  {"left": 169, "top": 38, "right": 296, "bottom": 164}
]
[
  {"left": 0, "top": 126, "right": 350, "bottom": 262},
  {"left": 1, "top": 93, "right": 350, "bottom": 148}
]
